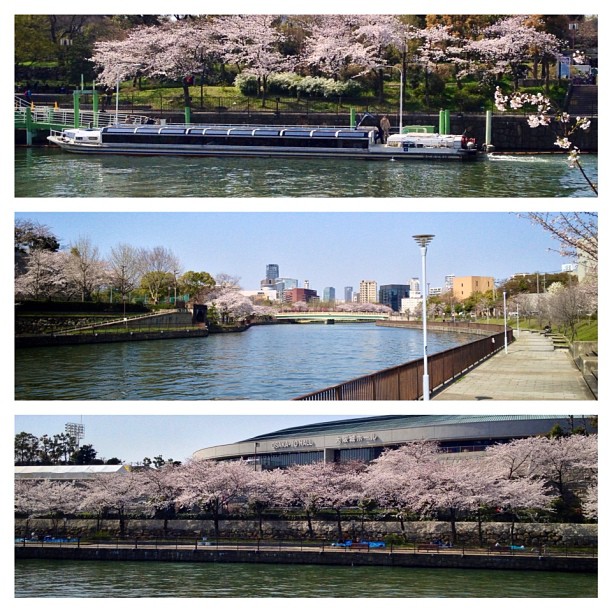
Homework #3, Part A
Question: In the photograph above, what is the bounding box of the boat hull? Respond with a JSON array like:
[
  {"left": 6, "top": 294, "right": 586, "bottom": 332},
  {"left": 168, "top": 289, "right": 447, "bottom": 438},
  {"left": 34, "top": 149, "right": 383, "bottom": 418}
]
[{"left": 47, "top": 136, "right": 480, "bottom": 161}]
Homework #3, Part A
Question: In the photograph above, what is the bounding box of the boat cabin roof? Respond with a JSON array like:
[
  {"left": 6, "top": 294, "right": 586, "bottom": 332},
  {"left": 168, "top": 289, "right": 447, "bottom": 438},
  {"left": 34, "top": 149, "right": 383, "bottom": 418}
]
[{"left": 99, "top": 125, "right": 373, "bottom": 139}]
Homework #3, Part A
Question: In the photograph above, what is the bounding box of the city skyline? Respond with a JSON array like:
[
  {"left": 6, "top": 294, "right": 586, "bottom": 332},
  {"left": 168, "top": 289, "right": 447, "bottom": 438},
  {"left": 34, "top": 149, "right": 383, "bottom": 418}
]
[{"left": 14, "top": 212, "right": 580, "bottom": 297}]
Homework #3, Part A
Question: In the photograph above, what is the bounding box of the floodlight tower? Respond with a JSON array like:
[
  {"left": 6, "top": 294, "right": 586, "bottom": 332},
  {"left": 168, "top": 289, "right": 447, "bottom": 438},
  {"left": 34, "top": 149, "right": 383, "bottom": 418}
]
[{"left": 65, "top": 422, "right": 85, "bottom": 447}]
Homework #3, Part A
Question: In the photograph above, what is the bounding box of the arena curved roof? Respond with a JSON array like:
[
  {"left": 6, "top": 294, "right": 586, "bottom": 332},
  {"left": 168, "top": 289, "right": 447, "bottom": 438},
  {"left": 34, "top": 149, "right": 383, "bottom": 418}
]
[
  {"left": 194, "top": 414, "right": 594, "bottom": 464},
  {"left": 239, "top": 415, "right": 571, "bottom": 442}
]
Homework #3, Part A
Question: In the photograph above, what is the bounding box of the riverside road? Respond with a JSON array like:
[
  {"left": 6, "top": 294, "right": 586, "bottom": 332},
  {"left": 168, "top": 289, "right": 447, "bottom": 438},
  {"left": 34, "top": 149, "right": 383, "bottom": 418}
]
[{"left": 432, "top": 332, "right": 595, "bottom": 401}]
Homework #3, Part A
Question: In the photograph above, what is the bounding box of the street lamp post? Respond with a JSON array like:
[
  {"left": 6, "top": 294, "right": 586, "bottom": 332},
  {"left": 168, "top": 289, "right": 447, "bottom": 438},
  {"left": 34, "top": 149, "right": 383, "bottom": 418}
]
[
  {"left": 503, "top": 291, "right": 508, "bottom": 354},
  {"left": 413, "top": 234, "right": 434, "bottom": 400}
]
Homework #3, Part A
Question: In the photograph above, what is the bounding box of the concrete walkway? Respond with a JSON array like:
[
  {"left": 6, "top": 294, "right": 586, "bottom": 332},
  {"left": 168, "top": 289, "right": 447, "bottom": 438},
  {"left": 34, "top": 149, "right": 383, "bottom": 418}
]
[{"left": 432, "top": 332, "right": 595, "bottom": 401}]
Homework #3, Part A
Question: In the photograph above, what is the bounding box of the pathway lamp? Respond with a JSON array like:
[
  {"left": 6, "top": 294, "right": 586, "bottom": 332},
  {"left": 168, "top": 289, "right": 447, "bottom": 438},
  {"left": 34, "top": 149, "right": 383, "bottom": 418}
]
[
  {"left": 503, "top": 291, "right": 508, "bottom": 354},
  {"left": 413, "top": 234, "right": 434, "bottom": 400}
]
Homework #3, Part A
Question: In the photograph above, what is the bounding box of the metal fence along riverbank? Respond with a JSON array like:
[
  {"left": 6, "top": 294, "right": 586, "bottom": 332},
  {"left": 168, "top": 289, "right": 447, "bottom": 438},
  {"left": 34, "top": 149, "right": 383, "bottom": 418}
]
[
  {"left": 295, "top": 323, "right": 512, "bottom": 400},
  {"left": 15, "top": 539, "right": 596, "bottom": 574}
]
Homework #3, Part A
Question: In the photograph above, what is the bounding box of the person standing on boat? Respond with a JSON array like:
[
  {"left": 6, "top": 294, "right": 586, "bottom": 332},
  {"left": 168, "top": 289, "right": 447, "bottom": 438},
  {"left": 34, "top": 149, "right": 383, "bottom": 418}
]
[{"left": 380, "top": 115, "right": 391, "bottom": 144}]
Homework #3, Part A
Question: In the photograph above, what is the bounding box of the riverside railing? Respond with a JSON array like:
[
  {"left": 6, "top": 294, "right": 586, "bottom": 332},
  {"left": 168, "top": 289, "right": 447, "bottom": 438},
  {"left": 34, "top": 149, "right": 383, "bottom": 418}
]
[
  {"left": 294, "top": 327, "right": 512, "bottom": 401},
  {"left": 15, "top": 537, "right": 597, "bottom": 559}
]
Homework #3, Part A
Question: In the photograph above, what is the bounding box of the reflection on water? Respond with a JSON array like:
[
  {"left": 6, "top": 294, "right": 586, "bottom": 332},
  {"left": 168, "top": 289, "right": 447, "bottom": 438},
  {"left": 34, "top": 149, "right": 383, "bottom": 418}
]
[
  {"left": 15, "top": 559, "right": 597, "bottom": 598},
  {"left": 15, "top": 324, "right": 469, "bottom": 400},
  {"left": 15, "top": 147, "right": 598, "bottom": 197}
]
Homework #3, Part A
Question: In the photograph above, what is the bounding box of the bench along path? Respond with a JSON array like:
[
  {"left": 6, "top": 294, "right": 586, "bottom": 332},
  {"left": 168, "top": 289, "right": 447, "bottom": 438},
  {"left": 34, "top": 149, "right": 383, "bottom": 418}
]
[{"left": 432, "top": 332, "right": 595, "bottom": 401}]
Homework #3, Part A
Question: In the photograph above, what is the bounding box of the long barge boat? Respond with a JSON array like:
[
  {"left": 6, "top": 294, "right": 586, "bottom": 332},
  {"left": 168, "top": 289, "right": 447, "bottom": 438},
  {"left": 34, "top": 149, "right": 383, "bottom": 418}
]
[{"left": 47, "top": 124, "right": 480, "bottom": 161}]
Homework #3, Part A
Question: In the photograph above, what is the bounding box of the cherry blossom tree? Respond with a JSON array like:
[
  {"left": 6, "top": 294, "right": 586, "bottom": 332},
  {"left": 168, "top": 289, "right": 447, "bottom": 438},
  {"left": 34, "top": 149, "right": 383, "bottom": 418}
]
[
  {"left": 211, "top": 15, "right": 293, "bottom": 105},
  {"left": 519, "top": 213, "right": 597, "bottom": 268},
  {"left": 92, "top": 19, "right": 217, "bottom": 116},
  {"left": 525, "top": 434, "right": 598, "bottom": 516},
  {"left": 490, "top": 474, "right": 553, "bottom": 544},
  {"left": 15, "top": 480, "right": 81, "bottom": 536},
  {"left": 174, "top": 459, "right": 253, "bottom": 538},
  {"left": 138, "top": 464, "right": 183, "bottom": 535},
  {"left": 244, "top": 468, "right": 287, "bottom": 538},
  {"left": 300, "top": 15, "right": 376, "bottom": 81},
  {"left": 545, "top": 280, "right": 597, "bottom": 339},
  {"left": 365, "top": 441, "right": 440, "bottom": 535},
  {"left": 494, "top": 87, "right": 596, "bottom": 193},
  {"left": 410, "top": 24, "right": 458, "bottom": 105},
  {"left": 80, "top": 471, "right": 149, "bottom": 537},
  {"left": 282, "top": 462, "right": 329, "bottom": 539},
  {"left": 415, "top": 457, "right": 483, "bottom": 545},
  {"left": 15, "top": 249, "right": 70, "bottom": 300},
  {"left": 315, "top": 461, "right": 365, "bottom": 541},
  {"left": 467, "top": 16, "right": 562, "bottom": 90},
  {"left": 582, "top": 484, "right": 597, "bottom": 520},
  {"left": 206, "top": 289, "right": 253, "bottom": 324},
  {"left": 352, "top": 15, "right": 407, "bottom": 102}
]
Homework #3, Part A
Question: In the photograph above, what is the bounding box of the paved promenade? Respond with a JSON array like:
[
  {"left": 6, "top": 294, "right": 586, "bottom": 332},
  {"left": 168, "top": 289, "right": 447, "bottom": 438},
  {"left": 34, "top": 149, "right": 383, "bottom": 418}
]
[{"left": 432, "top": 332, "right": 595, "bottom": 401}]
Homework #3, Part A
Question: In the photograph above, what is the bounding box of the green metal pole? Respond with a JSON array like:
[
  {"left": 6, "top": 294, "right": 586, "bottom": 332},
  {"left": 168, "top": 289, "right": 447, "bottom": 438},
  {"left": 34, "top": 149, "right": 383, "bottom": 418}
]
[
  {"left": 444, "top": 109, "right": 450, "bottom": 135},
  {"left": 184, "top": 106, "right": 191, "bottom": 124},
  {"left": 350, "top": 107, "right": 356, "bottom": 128},
  {"left": 25, "top": 106, "right": 33, "bottom": 146},
  {"left": 73, "top": 90, "right": 80, "bottom": 127},
  {"left": 438, "top": 110, "right": 444, "bottom": 134},
  {"left": 92, "top": 91, "right": 99, "bottom": 127}
]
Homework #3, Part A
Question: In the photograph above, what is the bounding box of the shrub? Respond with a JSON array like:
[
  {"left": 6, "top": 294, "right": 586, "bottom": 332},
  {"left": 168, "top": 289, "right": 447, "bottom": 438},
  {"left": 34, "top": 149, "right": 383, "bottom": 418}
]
[{"left": 234, "top": 73, "right": 259, "bottom": 95}]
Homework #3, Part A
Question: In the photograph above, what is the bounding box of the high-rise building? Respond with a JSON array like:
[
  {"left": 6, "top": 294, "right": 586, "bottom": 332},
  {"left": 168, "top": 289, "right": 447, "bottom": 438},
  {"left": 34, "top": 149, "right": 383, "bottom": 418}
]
[
  {"left": 444, "top": 274, "right": 455, "bottom": 293},
  {"left": 273, "top": 278, "right": 298, "bottom": 301},
  {"left": 323, "top": 287, "right": 336, "bottom": 303},
  {"left": 284, "top": 287, "right": 319, "bottom": 303},
  {"left": 409, "top": 277, "right": 421, "bottom": 297},
  {"left": 344, "top": 286, "right": 353, "bottom": 302},
  {"left": 453, "top": 276, "right": 495, "bottom": 300},
  {"left": 379, "top": 284, "right": 410, "bottom": 312},
  {"left": 266, "top": 264, "right": 280, "bottom": 281},
  {"left": 359, "top": 280, "right": 377, "bottom": 303}
]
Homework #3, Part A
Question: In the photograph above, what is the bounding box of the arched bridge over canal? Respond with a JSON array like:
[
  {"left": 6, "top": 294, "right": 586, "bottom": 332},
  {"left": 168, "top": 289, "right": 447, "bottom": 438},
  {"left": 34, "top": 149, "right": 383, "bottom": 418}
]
[{"left": 275, "top": 311, "right": 390, "bottom": 323}]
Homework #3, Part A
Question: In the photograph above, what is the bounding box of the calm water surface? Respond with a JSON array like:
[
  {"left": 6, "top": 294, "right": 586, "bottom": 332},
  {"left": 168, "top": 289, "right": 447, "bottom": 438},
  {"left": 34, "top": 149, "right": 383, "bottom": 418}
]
[
  {"left": 15, "top": 147, "right": 597, "bottom": 197},
  {"left": 15, "top": 559, "right": 597, "bottom": 597},
  {"left": 15, "top": 324, "right": 469, "bottom": 400}
]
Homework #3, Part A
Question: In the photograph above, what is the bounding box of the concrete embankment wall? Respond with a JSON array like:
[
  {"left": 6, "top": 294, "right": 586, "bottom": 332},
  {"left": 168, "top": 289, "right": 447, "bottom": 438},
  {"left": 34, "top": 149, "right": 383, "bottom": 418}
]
[
  {"left": 15, "top": 545, "right": 596, "bottom": 573},
  {"left": 153, "top": 112, "right": 599, "bottom": 153},
  {"left": 377, "top": 320, "right": 506, "bottom": 338},
  {"left": 15, "top": 311, "right": 208, "bottom": 347},
  {"left": 15, "top": 328, "right": 208, "bottom": 348}
]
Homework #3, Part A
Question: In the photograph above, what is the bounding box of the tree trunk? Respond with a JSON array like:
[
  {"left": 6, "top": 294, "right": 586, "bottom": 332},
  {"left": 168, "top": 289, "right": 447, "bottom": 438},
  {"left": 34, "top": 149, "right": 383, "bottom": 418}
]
[
  {"left": 377, "top": 68, "right": 385, "bottom": 104},
  {"left": 306, "top": 511, "right": 314, "bottom": 539},
  {"left": 182, "top": 82, "right": 191, "bottom": 109},
  {"left": 449, "top": 507, "right": 457, "bottom": 545},
  {"left": 335, "top": 509, "right": 343, "bottom": 541}
]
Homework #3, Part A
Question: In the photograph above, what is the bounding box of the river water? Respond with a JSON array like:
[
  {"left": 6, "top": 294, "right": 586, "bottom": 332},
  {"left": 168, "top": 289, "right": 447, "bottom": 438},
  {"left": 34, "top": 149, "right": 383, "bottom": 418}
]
[
  {"left": 14, "top": 147, "right": 597, "bottom": 197},
  {"left": 15, "top": 323, "right": 469, "bottom": 401},
  {"left": 14, "top": 558, "right": 596, "bottom": 597}
]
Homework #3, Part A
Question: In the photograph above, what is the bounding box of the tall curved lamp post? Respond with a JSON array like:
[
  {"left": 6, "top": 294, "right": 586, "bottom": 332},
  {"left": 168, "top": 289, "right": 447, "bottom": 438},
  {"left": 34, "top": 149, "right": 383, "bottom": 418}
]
[{"left": 413, "top": 234, "right": 435, "bottom": 400}]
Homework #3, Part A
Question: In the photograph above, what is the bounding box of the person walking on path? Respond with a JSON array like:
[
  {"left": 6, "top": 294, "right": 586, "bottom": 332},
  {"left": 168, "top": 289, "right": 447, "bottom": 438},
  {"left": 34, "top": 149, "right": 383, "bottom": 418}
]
[{"left": 380, "top": 115, "right": 391, "bottom": 144}]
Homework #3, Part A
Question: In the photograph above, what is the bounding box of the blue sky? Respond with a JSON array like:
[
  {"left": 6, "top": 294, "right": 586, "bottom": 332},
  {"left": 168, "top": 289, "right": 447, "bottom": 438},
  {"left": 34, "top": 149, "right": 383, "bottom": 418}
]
[
  {"left": 13, "top": 414, "right": 364, "bottom": 464},
  {"left": 14, "top": 211, "right": 580, "bottom": 292}
]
